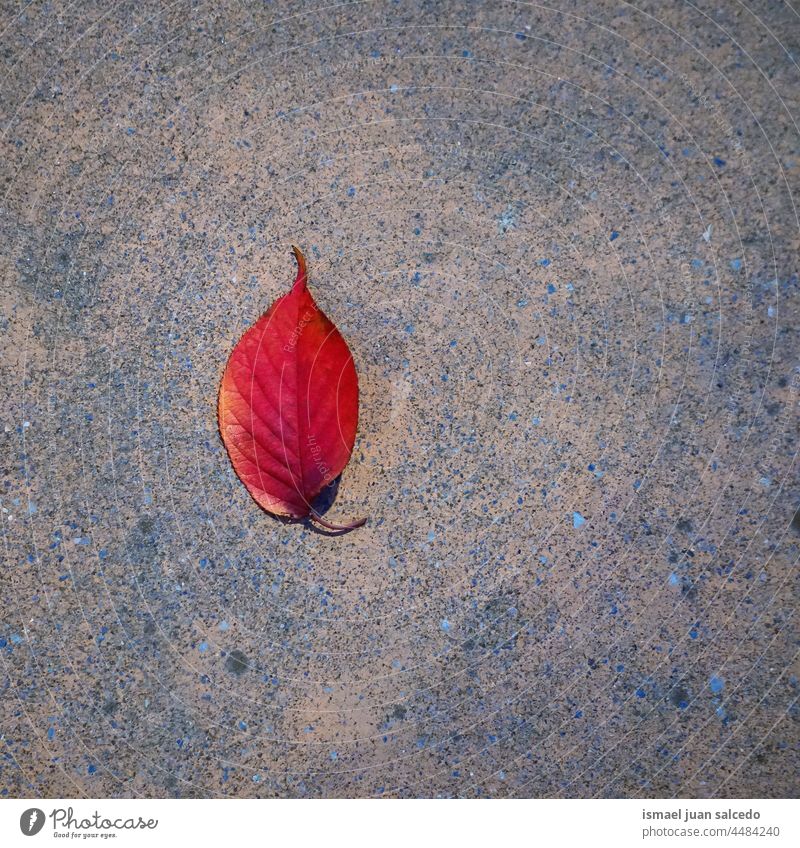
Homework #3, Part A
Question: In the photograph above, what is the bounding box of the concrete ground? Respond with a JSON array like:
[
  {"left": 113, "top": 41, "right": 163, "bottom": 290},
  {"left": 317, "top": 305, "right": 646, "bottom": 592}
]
[{"left": 1, "top": 0, "right": 798, "bottom": 798}]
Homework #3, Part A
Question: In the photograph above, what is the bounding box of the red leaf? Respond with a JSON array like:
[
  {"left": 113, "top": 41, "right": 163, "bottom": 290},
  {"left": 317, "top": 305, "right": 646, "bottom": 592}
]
[{"left": 218, "top": 246, "right": 365, "bottom": 531}]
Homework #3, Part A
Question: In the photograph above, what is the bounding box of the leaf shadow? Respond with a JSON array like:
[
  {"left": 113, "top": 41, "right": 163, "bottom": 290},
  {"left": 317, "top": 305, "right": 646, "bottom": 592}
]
[
  {"left": 311, "top": 474, "right": 342, "bottom": 515},
  {"left": 302, "top": 475, "right": 353, "bottom": 536}
]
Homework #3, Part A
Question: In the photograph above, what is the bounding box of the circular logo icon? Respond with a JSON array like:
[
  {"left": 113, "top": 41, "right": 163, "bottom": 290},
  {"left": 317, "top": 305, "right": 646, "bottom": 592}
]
[{"left": 20, "top": 808, "right": 45, "bottom": 836}]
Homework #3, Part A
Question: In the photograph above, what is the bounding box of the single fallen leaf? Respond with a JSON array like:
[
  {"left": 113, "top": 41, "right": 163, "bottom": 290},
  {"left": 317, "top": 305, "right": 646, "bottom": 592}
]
[{"left": 218, "top": 246, "right": 365, "bottom": 531}]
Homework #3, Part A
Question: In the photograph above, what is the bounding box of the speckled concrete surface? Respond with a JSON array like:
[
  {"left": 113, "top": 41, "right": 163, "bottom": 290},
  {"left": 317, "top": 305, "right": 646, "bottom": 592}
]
[{"left": 1, "top": 0, "right": 798, "bottom": 799}]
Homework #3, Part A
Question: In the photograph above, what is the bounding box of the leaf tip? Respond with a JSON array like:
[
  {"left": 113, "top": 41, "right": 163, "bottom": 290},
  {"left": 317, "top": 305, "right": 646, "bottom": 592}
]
[{"left": 290, "top": 244, "right": 308, "bottom": 292}]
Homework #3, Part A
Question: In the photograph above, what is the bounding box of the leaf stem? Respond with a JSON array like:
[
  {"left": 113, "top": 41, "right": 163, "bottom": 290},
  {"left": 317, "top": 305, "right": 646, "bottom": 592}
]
[{"left": 309, "top": 510, "right": 367, "bottom": 532}]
